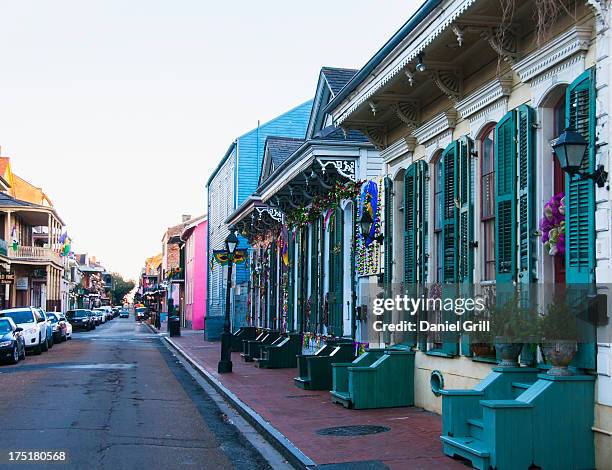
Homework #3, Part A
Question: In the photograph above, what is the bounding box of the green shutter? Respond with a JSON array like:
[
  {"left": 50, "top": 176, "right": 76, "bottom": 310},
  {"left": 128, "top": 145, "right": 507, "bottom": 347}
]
[
  {"left": 566, "top": 69, "right": 596, "bottom": 284},
  {"left": 495, "top": 110, "right": 518, "bottom": 284},
  {"left": 517, "top": 104, "right": 537, "bottom": 283},
  {"left": 309, "top": 221, "right": 319, "bottom": 333},
  {"left": 566, "top": 68, "right": 597, "bottom": 371},
  {"left": 441, "top": 142, "right": 459, "bottom": 283},
  {"left": 458, "top": 137, "right": 474, "bottom": 284},
  {"left": 298, "top": 227, "right": 308, "bottom": 333},
  {"left": 384, "top": 177, "right": 393, "bottom": 288},
  {"left": 404, "top": 165, "right": 416, "bottom": 285},
  {"left": 328, "top": 208, "right": 344, "bottom": 336}
]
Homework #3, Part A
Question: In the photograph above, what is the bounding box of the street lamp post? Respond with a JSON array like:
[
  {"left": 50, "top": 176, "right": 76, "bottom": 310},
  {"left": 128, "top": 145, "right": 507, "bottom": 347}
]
[{"left": 218, "top": 225, "right": 239, "bottom": 374}]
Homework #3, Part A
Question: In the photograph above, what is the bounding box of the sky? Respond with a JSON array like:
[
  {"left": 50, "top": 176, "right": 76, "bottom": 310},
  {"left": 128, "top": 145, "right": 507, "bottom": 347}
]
[{"left": 0, "top": 0, "right": 420, "bottom": 281}]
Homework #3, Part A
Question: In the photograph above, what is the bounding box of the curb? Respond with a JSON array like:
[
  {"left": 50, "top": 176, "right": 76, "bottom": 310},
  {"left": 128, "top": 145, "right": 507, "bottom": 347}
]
[{"left": 159, "top": 334, "right": 316, "bottom": 470}]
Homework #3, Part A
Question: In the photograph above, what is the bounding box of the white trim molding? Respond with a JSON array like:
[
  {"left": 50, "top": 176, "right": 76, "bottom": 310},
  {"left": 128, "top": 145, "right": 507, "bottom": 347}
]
[
  {"left": 380, "top": 135, "right": 417, "bottom": 165},
  {"left": 456, "top": 76, "right": 513, "bottom": 118},
  {"left": 468, "top": 98, "right": 509, "bottom": 139},
  {"left": 512, "top": 25, "right": 592, "bottom": 83},
  {"left": 413, "top": 109, "right": 458, "bottom": 145}
]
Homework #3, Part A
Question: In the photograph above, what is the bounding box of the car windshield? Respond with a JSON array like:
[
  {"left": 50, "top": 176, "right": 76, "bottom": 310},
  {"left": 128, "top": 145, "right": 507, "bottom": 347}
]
[
  {"left": 1, "top": 310, "right": 34, "bottom": 324},
  {"left": 47, "top": 314, "right": 58, "bottom": 323},
  {"left": 0, "top": 320, "right": 12, "bottom": 334}
]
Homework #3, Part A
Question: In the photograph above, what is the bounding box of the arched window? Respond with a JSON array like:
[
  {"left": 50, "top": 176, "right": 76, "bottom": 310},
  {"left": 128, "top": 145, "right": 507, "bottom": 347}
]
[{"left": 480, "top": 125, "right": 496, "bottom": 280}]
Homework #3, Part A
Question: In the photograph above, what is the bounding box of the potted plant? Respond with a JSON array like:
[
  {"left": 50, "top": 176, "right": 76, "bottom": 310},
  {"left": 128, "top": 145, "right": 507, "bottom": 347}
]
[
  {"left": 490, "top": 294, "right": 538, "bottom": 367},
  {"left": 538, "top": 296, "right": 578, "bottom": 376}
]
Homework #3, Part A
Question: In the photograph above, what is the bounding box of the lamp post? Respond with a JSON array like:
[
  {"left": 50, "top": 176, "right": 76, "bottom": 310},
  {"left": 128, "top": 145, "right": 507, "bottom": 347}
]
[{"left": 218, "top": 225, "right": 239, "bottom": 374}]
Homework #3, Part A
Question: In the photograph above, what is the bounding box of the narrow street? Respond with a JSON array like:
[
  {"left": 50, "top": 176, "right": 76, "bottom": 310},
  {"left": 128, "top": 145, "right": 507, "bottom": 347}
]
[{"left": 0, "top": 316, "right": 273, "bottom": 470}]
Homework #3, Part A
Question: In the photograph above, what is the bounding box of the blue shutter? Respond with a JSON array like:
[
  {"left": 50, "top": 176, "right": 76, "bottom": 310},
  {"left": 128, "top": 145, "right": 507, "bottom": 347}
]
[{"left": 441, "top": 142, "right": 459, "bottom": 283}]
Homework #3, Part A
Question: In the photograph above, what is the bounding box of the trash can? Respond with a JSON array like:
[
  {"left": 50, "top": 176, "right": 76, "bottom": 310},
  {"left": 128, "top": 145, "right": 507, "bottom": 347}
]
[{"left": 168, "top": 315, "right": 181, "bottom": 337}]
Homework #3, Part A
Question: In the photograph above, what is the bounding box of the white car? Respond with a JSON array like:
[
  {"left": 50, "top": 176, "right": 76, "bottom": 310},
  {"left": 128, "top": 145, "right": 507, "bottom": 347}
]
[
  {"left": 58, "top": 312, "right": 73, "bottom": 340},
  {"left": 0, "top": 307, "right": 49, "bottom": 354},
  {"left": 93, "top": 308, "right": 107, "bottom": 323}
]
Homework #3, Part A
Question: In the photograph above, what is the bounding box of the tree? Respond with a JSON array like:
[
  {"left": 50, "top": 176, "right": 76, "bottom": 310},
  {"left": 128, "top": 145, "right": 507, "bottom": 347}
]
[{"left": 111, "top": 273, "right": 135, "bottom": 305}]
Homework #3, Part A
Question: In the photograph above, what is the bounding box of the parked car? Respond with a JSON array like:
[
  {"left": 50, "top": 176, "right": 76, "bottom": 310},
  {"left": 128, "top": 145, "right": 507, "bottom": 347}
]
[
  {"left": 57, "top": 312, "right": 73, "bottom": 340},
  {"left": 87, "top": 310, "right": 99, "bottom": 327},
  {"left": 66, "top": 309, "right": 93, "bottom": 331},
  {"left": 0, "top": 317, "right": 25, "bottom": 364},
  {"left": 93, "top": 308, "right": 107, "bottom": 324},
  {"left": 119, "top": 308, "right": 129, "bottom": 319},
  {"left": 135, "top": 307, "right": 147, "bottom": 322},
  {"left": 112, "top": 307, "right": 119, "bottom": 318},
  {"left": 47, "top": 312, "right": 67, "bottom": 343},
  {"left": 0, "top": 307, "right": 49, "bottom": 354},
  {"left": 37, "top": 309, "right": 54, "bottom": 350}
]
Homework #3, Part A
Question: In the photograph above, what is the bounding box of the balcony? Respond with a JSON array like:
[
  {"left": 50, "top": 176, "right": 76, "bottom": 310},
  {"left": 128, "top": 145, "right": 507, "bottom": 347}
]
[{"left": 9, "top": 245, "right": 62, "bottom": 265}]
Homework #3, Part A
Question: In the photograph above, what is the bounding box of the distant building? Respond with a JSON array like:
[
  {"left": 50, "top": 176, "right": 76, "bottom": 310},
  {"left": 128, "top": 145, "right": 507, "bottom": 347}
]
[{"left": 180, "top": 215, "right": 207, "bottom": 330}]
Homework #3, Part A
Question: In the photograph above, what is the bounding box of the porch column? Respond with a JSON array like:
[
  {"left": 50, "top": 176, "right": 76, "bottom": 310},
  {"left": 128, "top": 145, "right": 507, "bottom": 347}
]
[
  {"left": 5, "top": 210, "right": 11, "bottom": 243},
  {"left": 47, "top": 214, "right": 51, "bottom": 248}
]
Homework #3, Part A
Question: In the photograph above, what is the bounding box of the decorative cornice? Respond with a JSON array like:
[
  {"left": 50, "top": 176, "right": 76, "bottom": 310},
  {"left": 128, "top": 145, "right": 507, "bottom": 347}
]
[
  {"left": 413, "top": 109, "right": 458, "bottom": 144},
  {"left": 456, "top": 76, "right": 513, "bottom": 118},
  {"left": 316, "top": 158, "right": 357, "bottom": 181},
  {"left": 360, "top": 126, "right": 387, "bottom": 150},
  {"left": 392, "top": 100, "right": 420, "bottom": 130},
  {"left": 428, "top": 69, "right": 463, "bottom": 102},
  {"left": 512, "top": 25, "right": 592, "bottom": 82}
]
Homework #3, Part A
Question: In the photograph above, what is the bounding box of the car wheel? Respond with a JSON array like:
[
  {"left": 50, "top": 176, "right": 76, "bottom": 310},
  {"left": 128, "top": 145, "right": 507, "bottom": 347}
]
[
  {"left": 41, "top": 334, "right": 48, "bottom": 352},
  {"left": 9, "top": 345, "right": 19, "bottom": 364},
  {"left": 19, "top": 344, "right": 25, "bottom": 360},
  {"left": 48, "top": 335, "right": 54, "bottom": 349}
]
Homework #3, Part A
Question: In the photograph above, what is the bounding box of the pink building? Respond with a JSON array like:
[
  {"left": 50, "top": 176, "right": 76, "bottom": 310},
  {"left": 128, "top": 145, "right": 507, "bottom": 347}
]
[{"left": 180, "top": 215, "right": 207, "bottom": 330}]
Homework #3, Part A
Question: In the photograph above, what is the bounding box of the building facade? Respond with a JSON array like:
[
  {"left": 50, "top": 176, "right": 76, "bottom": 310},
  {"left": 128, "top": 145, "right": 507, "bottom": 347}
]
[
  {"left": 206, "top": 100, "right": 312, "bottom": 340},
  {"left": 181, "top": 215, "right": 207, "bottom": 330}
]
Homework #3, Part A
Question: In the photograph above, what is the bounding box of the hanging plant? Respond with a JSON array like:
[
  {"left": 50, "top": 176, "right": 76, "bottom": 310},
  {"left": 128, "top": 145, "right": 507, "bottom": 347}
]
[{"left": 539, "top": 192, "right": 565, "bottom": 257}]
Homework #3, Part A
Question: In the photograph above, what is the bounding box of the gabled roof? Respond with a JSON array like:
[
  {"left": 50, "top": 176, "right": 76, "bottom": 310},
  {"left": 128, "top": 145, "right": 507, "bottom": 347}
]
[
  {"left": 259, "top": 137, "right": 305, "bottom": 185},
  {"left": 0, "top": 192, "right": 37, "bottom": 208},
  {"left": 321, "top": 67, "right": 359, "bottom": 96}
]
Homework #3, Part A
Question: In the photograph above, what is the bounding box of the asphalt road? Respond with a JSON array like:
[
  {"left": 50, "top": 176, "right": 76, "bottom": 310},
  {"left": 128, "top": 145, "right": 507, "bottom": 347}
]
[{"left": 0, "top": 316, "right": 272, "bottom": 470}]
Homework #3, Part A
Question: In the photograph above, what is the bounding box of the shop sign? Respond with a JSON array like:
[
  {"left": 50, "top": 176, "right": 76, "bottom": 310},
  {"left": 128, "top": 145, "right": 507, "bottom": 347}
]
[{"left": 0, "top": 273, "right": 15, "bottom": 283}]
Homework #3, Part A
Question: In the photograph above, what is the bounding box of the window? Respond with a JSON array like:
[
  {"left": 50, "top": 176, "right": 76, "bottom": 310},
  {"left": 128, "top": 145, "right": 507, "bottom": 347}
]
[{"left": 480, "top": 126, "right": 496, "bottom": 280}]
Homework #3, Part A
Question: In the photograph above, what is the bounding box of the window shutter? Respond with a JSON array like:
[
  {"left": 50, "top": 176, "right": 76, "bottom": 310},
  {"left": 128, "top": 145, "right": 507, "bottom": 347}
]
[
  {"left": 566, "top": 69, "right": 596, "bottom": 284},
  {"left": 309, "top": 220, "right": 320, "bottom": 333},
  {"left": 328, "top": 208, "right": 344, "bottom": 336},
  {"left": 384, "top": 177, "right": 393, "bottom": 288},
  {"left": 441, "top": 142, "right": 458, "bottom": 283},
  {"left": 517, "top": 104, "right": 537, "bottom": 283},
  {"left": 458, "top": 137, "right": 474, "bottom": 284},
  {"left": 404, "top": 165, "right": 416, "bottom": 285},
  {"left": 495, "top": 110, "right": 518, "bottom": 283},
  {"left": 287, "top": 233, "right": 295, "bottom": 332}
]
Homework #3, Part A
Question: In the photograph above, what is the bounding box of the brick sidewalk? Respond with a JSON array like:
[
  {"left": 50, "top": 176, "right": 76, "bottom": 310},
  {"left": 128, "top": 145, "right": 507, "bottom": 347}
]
[{"left": 167, "top": 332, "right": 465, "bottom": 470}]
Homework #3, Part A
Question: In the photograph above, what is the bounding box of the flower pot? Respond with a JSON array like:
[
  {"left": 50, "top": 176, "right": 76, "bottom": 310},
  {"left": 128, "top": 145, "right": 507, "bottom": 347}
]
[
  {"left": 471, "top": 342, "right": 496, "bottom": 358},
  {"left": 541, "top": 340, "right": 577, "bottom": 376},
  {"left": 494, "top": 336, "right": 523, "bottom": 367}
]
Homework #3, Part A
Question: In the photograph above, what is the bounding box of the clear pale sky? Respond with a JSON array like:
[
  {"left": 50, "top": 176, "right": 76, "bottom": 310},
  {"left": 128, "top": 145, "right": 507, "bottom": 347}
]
[{"left": 0, "top": 0, "right": 419, "bottom": 280}]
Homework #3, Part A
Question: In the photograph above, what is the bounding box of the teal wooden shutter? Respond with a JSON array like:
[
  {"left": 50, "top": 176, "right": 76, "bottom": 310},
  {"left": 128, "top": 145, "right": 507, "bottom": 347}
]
[
  {"left": 383, "top": 177, "right": 393, "bottom": 288},
  {"left": 495, "top": 110, "right": 518, "bottom": 284},
  {"left": 328, "top": 208, "right": 344, "bottom": 336},
  {"left": 309, "top": 221, "right": 319, "bottom": 333},
  {"left": 566, "top": 68, "right": 596, "bottom": 371},
  {"left": 441, "top": 142, "right": 458, "bottom": 283},
  {"left": 517, "top": 104, "right": 537, "bottom": 283},
  {"left": 298, "top": 227, "right": 308, "bottom": 333},
  {"left": 404, "top": 165, "right": 416, "bottom": 285},
  {"left": 458, "top": 137, "right": 474, "bottom": 284},
  {"left": 566, "top": 69, "right": 596, "bottom": 284}
]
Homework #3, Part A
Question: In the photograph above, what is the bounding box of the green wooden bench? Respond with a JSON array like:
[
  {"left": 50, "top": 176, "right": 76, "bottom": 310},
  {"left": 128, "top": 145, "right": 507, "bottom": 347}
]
[
  {"left": 254, "top": 333, "right": 302, "bottom": 369},
  {"left": 440, "top": 368, "right": 595, "bottom": 470},
  {"left": 292, "top": 341, "right": 355, "bottom": 390},
  {"left": 241, "top": 330, "right": 280, "bottom": 362},
  {"left": 330, "top": 347, "right": 415, "bottom": 409},
  {"left": 230, "top": 326, "right": 257, "bottom": 352}
]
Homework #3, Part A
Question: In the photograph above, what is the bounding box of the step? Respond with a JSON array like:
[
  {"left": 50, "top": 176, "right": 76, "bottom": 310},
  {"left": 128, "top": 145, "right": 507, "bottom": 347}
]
[
  {"left": 467, "top": 418, "right": 484, "bottom": 440},
  {"left": 440, "top": 436, "right": 490, "bottom": 470},
  {"left": 511, "top": 381, "right": 535, "bottom": 398},
  {"left": 330, "top": 390, "right": 352, "bottom": 408},
  {"left": 240, "top": 353, "right": 254, "bottom": 362},
  {"left": 293, "top": 377, "right": 311, "bottom": 389}
]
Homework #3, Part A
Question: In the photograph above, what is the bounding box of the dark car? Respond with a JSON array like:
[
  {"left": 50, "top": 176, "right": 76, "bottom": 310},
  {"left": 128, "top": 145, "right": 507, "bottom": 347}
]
[
  {"left": 47, "top": 312, "right": 67, "bottom": 343},
  {"left": 66, "top": 309, "right": 93, "bottom": 331},
  {"left": 0, "top": 317, "right": 26, "bottom": 364}
]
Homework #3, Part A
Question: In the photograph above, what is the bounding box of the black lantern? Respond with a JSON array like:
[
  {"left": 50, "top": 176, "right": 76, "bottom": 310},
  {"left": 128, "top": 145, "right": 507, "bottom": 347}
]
[
  {"left": 225, "top": 226, "right": 239, "bottom": 259},
  {"left": 359, "top": 210, "right": 374, "bottom": 240},
  {"left": 552, "top": 127, "right": 608, "bottom": 187}
]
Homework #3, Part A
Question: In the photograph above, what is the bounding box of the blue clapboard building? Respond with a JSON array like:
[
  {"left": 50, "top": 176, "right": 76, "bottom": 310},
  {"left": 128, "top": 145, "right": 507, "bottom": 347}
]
[{"left": 206, "top": 100, "right": 312, "bottom": 340}]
